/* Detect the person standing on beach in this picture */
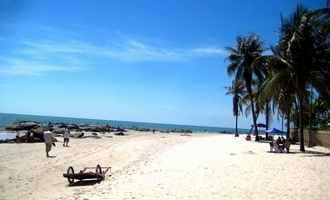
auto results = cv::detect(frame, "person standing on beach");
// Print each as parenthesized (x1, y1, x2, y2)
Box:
(44, 130, 55, 157)
(63, 128, 70, 147)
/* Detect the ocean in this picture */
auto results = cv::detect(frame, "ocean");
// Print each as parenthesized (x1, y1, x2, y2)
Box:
(0, 113, 249, 140)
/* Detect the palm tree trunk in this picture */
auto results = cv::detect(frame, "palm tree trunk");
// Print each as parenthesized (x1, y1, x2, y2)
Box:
(281, 115, 284, 132)
(246, 83, 258, 141)
(308, 89, 313, 147)
(293, 103, 299, 142)
(299, 97, 305, 152)
(235, 115, 239, 137)
(265, 101, 269, 139)
(250, 97, 259, 141)
(286, 111, 290, 139)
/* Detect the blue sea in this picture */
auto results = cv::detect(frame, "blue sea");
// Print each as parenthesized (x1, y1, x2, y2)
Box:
(0, 113, 249, 140)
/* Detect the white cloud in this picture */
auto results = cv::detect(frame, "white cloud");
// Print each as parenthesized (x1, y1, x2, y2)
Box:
(0, 28, 226, 76)
(0, 66, 79, 76)
(0, 58, 82, 76)
(99, 40, 187, 62)
(19, 38, 226, 62)
(192, 47, 227, 56)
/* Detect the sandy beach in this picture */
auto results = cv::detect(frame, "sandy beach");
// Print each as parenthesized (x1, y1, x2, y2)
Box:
(0, 131, 330, 200)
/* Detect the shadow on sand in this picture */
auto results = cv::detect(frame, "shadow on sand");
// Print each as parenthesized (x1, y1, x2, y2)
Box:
(67, 180, 102, 187)
(47, 155, 56, 158)
(301, 150, 330, 157)
(267, 150, 330, 157)
(267, 151, 298, 154)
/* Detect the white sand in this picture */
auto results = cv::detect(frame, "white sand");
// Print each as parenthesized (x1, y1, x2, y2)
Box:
(0, 131, 329, 200)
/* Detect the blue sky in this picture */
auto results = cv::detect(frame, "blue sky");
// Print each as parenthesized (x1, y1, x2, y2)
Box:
(0, 0, 325, 129)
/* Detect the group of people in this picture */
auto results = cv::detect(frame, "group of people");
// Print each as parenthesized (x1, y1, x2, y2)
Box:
(43, 128, 70, 158)
(269, 136, 291, 153)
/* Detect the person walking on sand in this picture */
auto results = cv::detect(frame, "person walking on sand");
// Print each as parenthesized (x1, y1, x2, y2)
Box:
(63, 128, 70, 147)
(44, 130, 55, 157)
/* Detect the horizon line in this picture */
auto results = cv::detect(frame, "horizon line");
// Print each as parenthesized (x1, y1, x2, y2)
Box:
(0, 112, 249, 130)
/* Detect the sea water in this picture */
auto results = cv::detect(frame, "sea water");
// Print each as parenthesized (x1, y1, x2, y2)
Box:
(0, 113, 249, 135)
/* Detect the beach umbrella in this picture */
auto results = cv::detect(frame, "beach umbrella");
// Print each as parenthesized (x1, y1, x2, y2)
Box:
(266, 128, 283, 135)
(251, 123, 266, 128)
(257, 123, 266, 128)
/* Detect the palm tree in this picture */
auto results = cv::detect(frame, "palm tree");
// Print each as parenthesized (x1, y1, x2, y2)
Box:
(261, 69, 296, 139)
(259, 5, 330, 151)
(226, 80, 245, 137)
(260, 68, 271, 136)
(226, 34, 265, 141)
(252, 69, 271, 138)
(256, 45, 296, 139)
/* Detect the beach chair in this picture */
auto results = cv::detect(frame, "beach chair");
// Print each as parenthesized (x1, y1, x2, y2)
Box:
(269, 141, 281, 153)
(269, 141, 274, 152)
(284, 140, 291, 153)
(269, 140, 290, 153)
(246, 135, 251, 141)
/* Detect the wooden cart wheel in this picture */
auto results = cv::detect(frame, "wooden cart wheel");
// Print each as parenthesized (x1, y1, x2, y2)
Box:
(96, 164, 103, 181)
(67, 166, 75, 184)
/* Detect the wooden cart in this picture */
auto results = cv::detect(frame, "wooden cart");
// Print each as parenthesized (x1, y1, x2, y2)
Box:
(63, 164, 111, 184)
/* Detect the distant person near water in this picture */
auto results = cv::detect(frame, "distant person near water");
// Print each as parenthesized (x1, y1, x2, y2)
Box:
(63, 128, 70, 147)
(44, 130, 56, 157)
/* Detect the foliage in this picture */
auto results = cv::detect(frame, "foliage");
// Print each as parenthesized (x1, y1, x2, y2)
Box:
(226, 34, 265, 140)
(225, 4, 330, 150)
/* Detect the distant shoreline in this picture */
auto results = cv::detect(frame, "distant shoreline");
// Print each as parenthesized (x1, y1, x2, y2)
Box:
(0, 112, 249, 133)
